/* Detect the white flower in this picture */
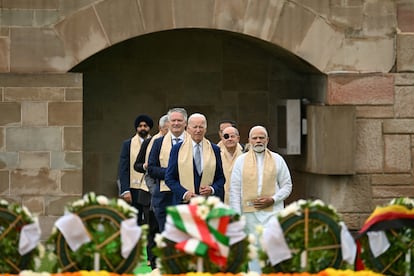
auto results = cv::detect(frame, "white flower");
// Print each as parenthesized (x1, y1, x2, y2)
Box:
(206, 196, 220, 207)
(312, 199, 325, 207)
(196, 205, 210, 220)
(328, 204, 338, 213)
(190, 196, 205, 206)
(96, 195, 109, 205)
(279, 201, 301, 218)
(255, 224, 264, 236)
(248, 233, 256, 244)
(297, 199, 307, 206)
(0, 199, 8, 206)
(248, 243, 258, 259)
(82, 193, 90, 203)
(154, 233, 166, 248)
(117, 198, 130, 211)
(72, 199, 85, 208)
(22, 206, 32, 218)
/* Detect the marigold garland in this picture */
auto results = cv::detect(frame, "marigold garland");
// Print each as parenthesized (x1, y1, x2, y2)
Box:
(3, 268, 385, 276)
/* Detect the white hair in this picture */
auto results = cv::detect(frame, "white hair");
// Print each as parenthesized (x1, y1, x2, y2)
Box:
(249, 125, 268, 138)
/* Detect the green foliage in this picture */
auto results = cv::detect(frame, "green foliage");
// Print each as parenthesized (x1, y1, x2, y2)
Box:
(0, 199, 38, 273)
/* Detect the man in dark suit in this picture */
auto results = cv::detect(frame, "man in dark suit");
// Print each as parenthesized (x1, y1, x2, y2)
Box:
(165, 113, 225, 203)
(147, 107, 188, 231)
(133, 114, 169, 269)
(118, 114, 153, 225)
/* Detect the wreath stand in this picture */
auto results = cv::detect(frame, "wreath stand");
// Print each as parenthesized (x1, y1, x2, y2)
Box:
(54, 205, 142, 273)
(0, 206, 35, 273)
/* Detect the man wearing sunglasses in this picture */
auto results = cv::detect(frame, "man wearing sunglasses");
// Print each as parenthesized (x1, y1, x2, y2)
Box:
(220, 126, 244, 204)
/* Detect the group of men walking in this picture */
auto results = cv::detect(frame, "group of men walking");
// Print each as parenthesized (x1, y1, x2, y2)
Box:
(117, 108, 292, 272)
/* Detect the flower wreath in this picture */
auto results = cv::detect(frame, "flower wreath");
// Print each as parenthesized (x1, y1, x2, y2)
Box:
(46, 192, 147, 273)
(153, 196, 255, 274)
(0, 199, 41, 273)
(357, 197, 414, 275)
(258, 199, 355, 273)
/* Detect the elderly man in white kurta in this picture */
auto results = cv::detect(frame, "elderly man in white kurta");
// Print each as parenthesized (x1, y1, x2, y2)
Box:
(229, 125, 292, 273)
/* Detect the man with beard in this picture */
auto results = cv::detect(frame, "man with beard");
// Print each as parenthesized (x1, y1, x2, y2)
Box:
(229, 125, 292, 273)
(118, 114, 153, 225)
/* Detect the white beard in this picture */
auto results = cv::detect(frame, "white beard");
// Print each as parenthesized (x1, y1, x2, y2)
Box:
(253, 144, 265, 153)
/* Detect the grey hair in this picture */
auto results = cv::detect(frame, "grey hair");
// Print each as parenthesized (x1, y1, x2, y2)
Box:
(158, 114, 169, 127)
(188, 113, 207, 128)
(167, 107, 188, 122)
(249, 126, 268, 138)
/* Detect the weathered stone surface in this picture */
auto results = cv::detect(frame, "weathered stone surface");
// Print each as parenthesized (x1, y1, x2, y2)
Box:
(327, 73, 394, 105)
(51, 152, 82, 170)
(10, 168, 59, 195)
(394, 73, 414, 85)
(0, 37, 9, 73)
(139, 0, 174, 32)
(0, 128, 3, 150)
(22, 196, 44, 215)
(355, 119, 383, 172)
(330, 0, 364, 28)
(64, 127, 82, 151)
(0, 73, 82, 87)
(298, 18, 344, 72)
(356, 106, 394, 118)
(372, 174, 414, 185)
(65, 88, 82, 101)
(1, 10, 33, 27)
(0, 102, 21, 125)
(61, 170, 82, 194)
(174, 0, 214, 28)
(19, 152, 50, 169)
(395, 86, 414, 117)
(1, 0, 58, 9)
(10, 28, 74, 72)
(272, 2, 315, 52)
(362, 0, 396, 36)
(384, 134, 411, 172)
(383, 119, 414, 133)
(22, 102, 47, 126)
(397, 0, 414, 32)
(54, 7, 109, 63)
(46, 196, 79, 216)
(243, 0, 283, 40)
(397, 33, 414, 72)
(327, 38, 394, 73)
(214, 0, 248, 32)
(95, 0, 143, 44)
(5, 87, 64, 101)
(37, 215, 59, 240)
(0, 152, 18, 169)
(0, 171, 9, 194)
(373, 185, 414, 198)
(48, 102, 82, 126)
(341, 213, 369, 231)
(6, 127, 62, 151)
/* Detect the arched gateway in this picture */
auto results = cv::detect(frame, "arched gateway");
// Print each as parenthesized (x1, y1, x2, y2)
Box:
(0, 0, 412, 239)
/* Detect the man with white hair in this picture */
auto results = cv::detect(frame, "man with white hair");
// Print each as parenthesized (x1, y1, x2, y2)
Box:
(229, 125, 292, 272)
(165, 113, 225, 203)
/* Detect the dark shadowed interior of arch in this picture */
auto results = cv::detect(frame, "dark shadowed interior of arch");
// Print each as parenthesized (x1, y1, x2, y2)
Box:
(70, 28, 326, 199)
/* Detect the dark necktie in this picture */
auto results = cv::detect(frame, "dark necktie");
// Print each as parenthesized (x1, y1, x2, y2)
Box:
(194, 143, 202, 174)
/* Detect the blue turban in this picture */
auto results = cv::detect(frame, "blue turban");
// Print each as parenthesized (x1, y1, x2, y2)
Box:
(134, 114, 153, 129)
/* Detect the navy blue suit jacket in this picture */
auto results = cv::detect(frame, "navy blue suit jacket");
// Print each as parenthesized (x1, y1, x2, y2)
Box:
(147, 136, 176, 208)
(165, 141, 225, 203)
(118, 138, 133, 195)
